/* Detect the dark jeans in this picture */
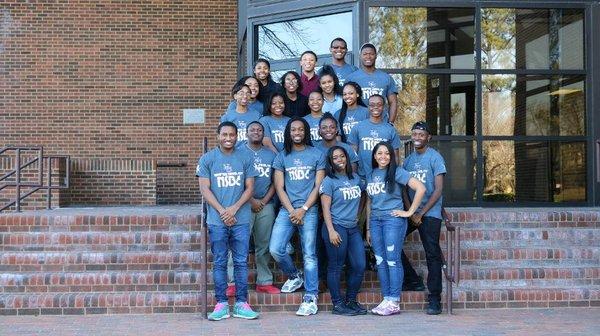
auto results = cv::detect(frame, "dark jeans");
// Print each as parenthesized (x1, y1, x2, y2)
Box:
(322, 224, 366, 305)
(401, 216, 443, 302)
(317, 219, 328, 281)
(208, 223, 251, 304)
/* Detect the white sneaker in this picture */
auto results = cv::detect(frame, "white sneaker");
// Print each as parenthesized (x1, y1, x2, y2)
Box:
(296, 298, 318, 316)
(371, 299, 389, 315)
(281, 273, 303, 293)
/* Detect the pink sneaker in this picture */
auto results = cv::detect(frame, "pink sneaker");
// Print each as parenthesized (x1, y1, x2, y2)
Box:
(379, 300, 401, 316)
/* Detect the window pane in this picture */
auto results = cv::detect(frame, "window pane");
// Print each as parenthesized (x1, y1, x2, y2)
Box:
(257, 12, 353, 61)
(483, 141, 586, 202)
(481, 8, 584, 69)
(394, 74, 475, 136)
(369, 7, 475, 69)
(482, 75, 585, 136)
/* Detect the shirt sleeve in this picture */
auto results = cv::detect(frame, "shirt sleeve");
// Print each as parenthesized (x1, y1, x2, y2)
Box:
(244, 154, 258, 178)
(316, 150, 326, 170)
(395, 167, 411, 186)
(388, 74, 399, 95)
(272, 152, 285, 171)
(346, 145, 359, 164)
(319, 177, 333, 197)
(432, 152, 447, 176)
(347, 124, 359, 146)
(196, 154, 211, 178)
(259, 117, 271, 138)
(389, 127, 401, 149)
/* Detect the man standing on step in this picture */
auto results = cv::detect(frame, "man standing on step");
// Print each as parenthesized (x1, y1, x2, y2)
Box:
(226, 121, 281, 296)
(269, 117, 325, 316)
(197, 121, 259, 321)
(329, 37, 358, 85)
(401, 121, 447, 315)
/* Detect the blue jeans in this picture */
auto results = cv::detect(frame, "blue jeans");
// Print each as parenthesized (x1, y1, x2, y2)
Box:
(322, 224, 366, 305)
(369, 215, 407, 302)
(208, 222, 250, 304)
(269, 206, 319, 298)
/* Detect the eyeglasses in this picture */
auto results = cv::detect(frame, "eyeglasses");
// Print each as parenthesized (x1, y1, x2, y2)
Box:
(285, 78, 298, 83)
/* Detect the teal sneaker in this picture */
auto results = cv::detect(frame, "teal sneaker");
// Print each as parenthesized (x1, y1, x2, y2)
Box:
(208, 302, 230, 321)
(233, 302, 259, 320)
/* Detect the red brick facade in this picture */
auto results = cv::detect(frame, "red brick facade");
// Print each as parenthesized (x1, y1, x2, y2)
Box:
(1, 1, 238, 207)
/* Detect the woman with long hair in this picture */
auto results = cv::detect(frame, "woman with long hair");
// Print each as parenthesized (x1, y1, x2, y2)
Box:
(254, 58, 283, 103)
(365, 141, 425, 316)
(280, 71, 309, 118)
(318, 65, 343, 115)
(320, 145, 367, 316)
(227, 76, 264, 115)
(334, 81, 368, 143)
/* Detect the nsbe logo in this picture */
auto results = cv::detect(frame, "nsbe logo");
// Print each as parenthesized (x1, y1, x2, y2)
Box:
(293, 158, 303, 166)
(366, 182, 386, 196)
(237, 121, 248, 141)
(340, 186, 361, 200)
(288, 167, 311, 181)
(362, 136, 387, 151)
(272, 130, 284, 143)
(310, 127, 322, 141)
(343, 121, 358, 135)
(254, 163, 271, 178)
(223, 164, 233, 173)
(410, 169, 427, 184)
(215, 172, 242, 188)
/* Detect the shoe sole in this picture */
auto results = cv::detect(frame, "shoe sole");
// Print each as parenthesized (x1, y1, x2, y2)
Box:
(332, 311, 358, 316)
(208, 314, 230, 321)
(281, 282, 303, 293)
(295, 310, 317, 316)
(233, 313, 259, 319)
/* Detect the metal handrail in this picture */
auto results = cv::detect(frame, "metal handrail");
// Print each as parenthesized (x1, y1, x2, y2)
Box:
(199, 137, 208, 319)
(0, 146, 70, 212)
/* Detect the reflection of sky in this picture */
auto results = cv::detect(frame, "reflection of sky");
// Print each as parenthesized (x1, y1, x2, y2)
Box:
(258, 12, 353, 61)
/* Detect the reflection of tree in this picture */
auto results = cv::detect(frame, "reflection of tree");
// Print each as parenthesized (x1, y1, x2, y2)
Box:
(369, 7, 427, 68)
(257, 21, 314, 60)
(395, 74, 426, 135)
(481, 9, 515, 69)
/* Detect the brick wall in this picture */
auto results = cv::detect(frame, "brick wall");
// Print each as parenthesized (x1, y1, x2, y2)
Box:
(0, 1, 237, 206)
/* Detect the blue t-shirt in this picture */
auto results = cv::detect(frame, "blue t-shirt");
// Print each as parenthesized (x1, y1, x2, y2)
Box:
(319, 174, 364, 228)
(303, 113, 324, 143)
(403, 147, 447, 219)
(347, 119, 401, 177)
(259, 115, 290, 152)
(196, 147, 257, 226)
(334, 105, 369, 140)
(323, 95, 343, 115)
(239, 145, 277, 202)
(315, 141, 359, 166)
(331, 63, 358, 85)
(220, 108, 262, 143)
(346, 69, 398, 120)
(227, 100, 264, 115)
(272, 146, 325, 208)
(366, 167, 411, 217)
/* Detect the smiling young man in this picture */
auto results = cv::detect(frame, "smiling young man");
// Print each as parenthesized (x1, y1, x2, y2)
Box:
(269, 117, 326, 316)
(401, 121, 447, 315)
(348, 94, 401, 179)
(346, 43, 398, 123)
(197, 121, 259, 321)
(329, 37, 357, 85)
(300, 50, 320, 97)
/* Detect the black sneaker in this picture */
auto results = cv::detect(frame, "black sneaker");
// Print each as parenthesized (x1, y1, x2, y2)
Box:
(332, 302, 358, 316)
(345, 300, 367, 315)
(426, 300, 442, 315)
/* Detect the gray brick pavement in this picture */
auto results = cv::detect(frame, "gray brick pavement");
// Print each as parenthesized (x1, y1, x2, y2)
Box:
(1, 308, 598, 336)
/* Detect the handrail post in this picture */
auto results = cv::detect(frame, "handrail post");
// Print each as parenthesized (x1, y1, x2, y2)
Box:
(15, 148, 21, 212)
(446, 229, 453, 315)
(47, 157, 52, 209)
(199, 137, 208, 319)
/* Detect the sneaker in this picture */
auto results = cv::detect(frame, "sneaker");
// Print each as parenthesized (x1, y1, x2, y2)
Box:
(371, 299, 389, 315)
(379, 300, 401, 316)
(256, 284, 281, 294)
(208, 302, 230, 321)
(346, 300, 367, 315)
(296, 297, 318, 316)
(281, 273, 303, 293)
(332, 302, 357, 316)
(233, 302, 259, 320)
(226, 284, 236, 297)
(426, 300, 442, 315)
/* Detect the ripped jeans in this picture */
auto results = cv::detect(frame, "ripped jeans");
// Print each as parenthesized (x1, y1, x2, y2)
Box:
(369, 215, 407, 302)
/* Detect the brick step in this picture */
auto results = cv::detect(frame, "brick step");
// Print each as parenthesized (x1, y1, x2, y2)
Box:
(459, 266, 600, 281)
(0, 252, 200, 272)
(461, 259, 600, 268)
(459, 279, 600, 289)
(405, 227, 600, 243)
(0, 231, 202, 252)
(2, 286, 598, 315)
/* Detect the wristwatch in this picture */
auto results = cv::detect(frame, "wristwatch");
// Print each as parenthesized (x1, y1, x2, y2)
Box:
(301, 205, 309, 211)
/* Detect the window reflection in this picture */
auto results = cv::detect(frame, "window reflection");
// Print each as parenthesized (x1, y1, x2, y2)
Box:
(484, 141, 586, 202)
(369, 7, 475, 69)
(483, 75, 585, 136)
(481, 8, 584, 69)
(394, 74, 475, 136)
(257, 12, 353, 61)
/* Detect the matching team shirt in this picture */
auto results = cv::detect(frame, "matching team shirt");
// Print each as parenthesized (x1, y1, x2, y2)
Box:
(272, 147, 326, 208)
(239, 145, 277, 203)
(220, 108, 262, 143)
(196, 147, 257, 226)
(319, 174, 364, 228)
(259, 115, 290, 152)
(366, 167, 411, 217)
(403, 147, 447, 219)
(347, 119, 401, 178)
